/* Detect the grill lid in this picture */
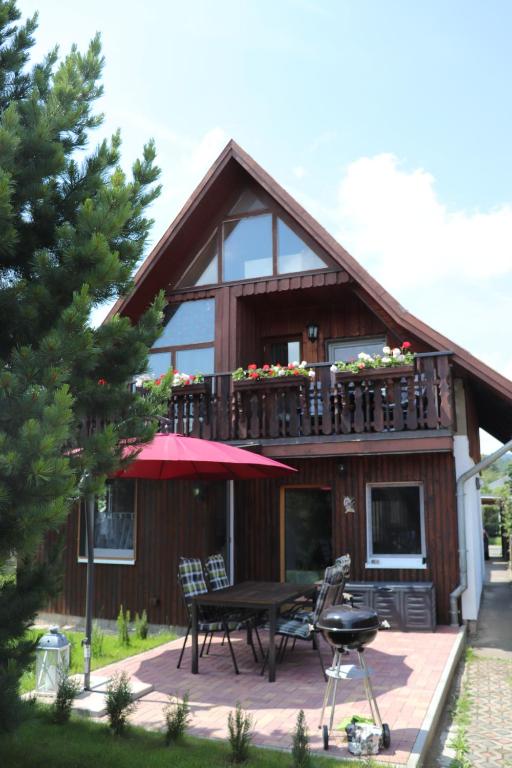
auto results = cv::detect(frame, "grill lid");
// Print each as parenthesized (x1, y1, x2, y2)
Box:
(317, 604, 379, 632)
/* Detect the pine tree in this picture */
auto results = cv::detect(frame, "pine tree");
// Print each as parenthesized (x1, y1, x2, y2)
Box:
(0, 1, 165, 727)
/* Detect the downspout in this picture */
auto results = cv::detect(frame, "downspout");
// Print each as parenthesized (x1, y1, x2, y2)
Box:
(450, 436, 512, 626)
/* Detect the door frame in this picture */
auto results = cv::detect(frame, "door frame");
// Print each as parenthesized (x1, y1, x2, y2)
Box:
(279, 484, 333, 582)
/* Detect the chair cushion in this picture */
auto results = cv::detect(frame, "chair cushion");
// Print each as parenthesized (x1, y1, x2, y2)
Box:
(205, 553, 230, 591)
(262, 616, 313, 640)
(198, 620, 241, 632)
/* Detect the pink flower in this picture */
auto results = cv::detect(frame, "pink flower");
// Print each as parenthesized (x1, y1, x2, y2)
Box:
(402, 341, 411, 349)
(97, 378, 107, 386)
(248, 363, 257, 371)
(262, 364, 270, 371)
(250, 372, 259, 379)
(357, 362, 365, 369)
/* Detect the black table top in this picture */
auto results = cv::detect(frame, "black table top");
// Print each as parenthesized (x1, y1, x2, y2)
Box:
(191, 580, 316, 609)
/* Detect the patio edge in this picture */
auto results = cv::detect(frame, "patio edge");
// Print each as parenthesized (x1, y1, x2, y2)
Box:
(406, 626, 466, 768)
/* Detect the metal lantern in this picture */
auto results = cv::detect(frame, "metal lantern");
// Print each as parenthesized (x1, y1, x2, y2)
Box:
(35, 626, 70, 694)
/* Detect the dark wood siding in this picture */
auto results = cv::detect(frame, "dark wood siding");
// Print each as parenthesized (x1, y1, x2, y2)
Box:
(49, 453, 457, 628)
(234, 453, 458, 625)
(49, 480, 228, 627)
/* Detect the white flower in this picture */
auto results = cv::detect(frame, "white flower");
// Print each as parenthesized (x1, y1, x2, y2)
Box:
(357, 352, 367, 360)
(330, 364, 337, 373)
(308, 369, 316, 378)
(300, 360, 307, 368)
(392, 348, 401, 358)
(291, 360, 299, 368)
(381, 356, 391, 364)
(278, 368, 285, 376)
(383, 346, 391, 355)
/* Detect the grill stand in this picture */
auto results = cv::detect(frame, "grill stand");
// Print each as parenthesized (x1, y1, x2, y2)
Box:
(318, 648, 391, 752)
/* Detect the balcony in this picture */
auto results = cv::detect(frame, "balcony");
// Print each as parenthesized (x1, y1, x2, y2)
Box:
(165, 352, 454, 444)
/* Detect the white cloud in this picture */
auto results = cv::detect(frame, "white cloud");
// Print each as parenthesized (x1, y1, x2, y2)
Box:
(335, 154, 512, 285)
(188, 127, 229, 176)
(293, 165, 307, 179)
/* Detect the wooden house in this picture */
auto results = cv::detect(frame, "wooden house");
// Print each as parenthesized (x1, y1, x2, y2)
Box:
(51, 141, 512, 630)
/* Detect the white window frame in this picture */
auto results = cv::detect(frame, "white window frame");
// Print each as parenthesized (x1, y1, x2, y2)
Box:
(365, 481, 426, 570)
(78, 480, 137, 566)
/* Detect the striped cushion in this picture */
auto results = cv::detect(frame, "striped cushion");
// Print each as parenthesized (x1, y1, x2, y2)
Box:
(205, 554, 230, 591)
(262, 616, 313, 640)
(311, 564, 346, 625)
(178, 557, 208, 602)
(198, 620, 240, 632)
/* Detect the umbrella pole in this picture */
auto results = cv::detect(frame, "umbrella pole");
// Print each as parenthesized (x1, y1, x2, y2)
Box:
(83, 493, 95, 691)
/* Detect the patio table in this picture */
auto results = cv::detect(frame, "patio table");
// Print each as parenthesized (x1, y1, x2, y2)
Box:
(191, 580, 316, 682)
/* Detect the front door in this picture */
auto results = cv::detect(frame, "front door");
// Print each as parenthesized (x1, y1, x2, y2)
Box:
(280, 486, 332, 583)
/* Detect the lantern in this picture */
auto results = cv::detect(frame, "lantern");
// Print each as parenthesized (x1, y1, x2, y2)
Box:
(35, 626, 70, 694)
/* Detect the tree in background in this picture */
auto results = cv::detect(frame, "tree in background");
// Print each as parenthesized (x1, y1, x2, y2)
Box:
(0, 0, 165, 728)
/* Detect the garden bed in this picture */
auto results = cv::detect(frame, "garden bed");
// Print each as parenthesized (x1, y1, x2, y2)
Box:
(0, 708, 359, 768)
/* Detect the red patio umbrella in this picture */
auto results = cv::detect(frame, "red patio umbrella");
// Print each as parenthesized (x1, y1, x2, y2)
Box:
(113, 432, 297, 480)
(81, 432, 295, 689)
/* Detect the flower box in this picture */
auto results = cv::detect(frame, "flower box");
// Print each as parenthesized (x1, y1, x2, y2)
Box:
(233, 375, 311, 390)
(171, 381, 210, 397)
(335, 365, 414, 384)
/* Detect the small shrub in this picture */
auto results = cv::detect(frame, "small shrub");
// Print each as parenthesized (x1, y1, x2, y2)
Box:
(105, 671, 136, 736)
(92, 621, 105, 657)
(227, 702, 253, 763)
(134, 609, 149, 640)
(164, 692, 191, 745)
(116, 605, 130, 647)
(291, 709, 311, 768)
(51, 672, 80, 725)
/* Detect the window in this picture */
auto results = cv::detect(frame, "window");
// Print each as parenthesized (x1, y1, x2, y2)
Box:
(159, 299, 214, 347)
(366, 483, 426, 569)
(281, 487, 332, 583)
(277, 219, 326, 274)
(223, 214, 273, 281)
(150, 298, 215, 375)
(327, 336, 386, 363)
(265, 338, 301, 366)
(179, 234, 218, 288)
(79, 480, 136, 564)
(175, 187, 330, 288)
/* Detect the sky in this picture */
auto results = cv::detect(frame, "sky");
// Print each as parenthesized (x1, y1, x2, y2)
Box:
(18, 0, 512, 453)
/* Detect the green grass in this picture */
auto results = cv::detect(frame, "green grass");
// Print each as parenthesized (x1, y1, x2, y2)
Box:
(488, 536, 502, 546)
(20, 628, 176, 694)
(0, 707, 362, 768)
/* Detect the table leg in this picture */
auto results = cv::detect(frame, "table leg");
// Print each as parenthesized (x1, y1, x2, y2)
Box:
(268, 606, 277, 682)
(191, 600, 198, 674)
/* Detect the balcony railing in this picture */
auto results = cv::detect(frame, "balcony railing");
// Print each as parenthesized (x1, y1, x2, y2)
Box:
(165, 352, 454, 442)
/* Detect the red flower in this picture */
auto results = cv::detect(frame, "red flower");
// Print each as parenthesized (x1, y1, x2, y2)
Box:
(248, 363, 257, 370)
(287, 363, 294, 369)
(97, 378, 107, 386)
(250, 372, 259, 379)
(357, 362, 366, 369)
(402, 341, 411, 349)
(293, 369, 299, 375)
(189, 375, 196, 383)
(262, 364, 270, 371)
(155, 377, 162, 385)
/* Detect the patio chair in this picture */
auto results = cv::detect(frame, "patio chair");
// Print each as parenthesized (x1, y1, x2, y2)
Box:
(261, 562, 348, 680)
(204, 553, 264, 661)
(176, 556, 242, 674)
(286, 554, 352, 624)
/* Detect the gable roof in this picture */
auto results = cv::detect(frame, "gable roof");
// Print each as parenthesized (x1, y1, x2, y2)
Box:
(110, 140, 512, 443)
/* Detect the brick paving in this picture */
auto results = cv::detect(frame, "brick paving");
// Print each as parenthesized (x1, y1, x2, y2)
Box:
(95, 626, 460, 764)
(428, 560, 512, 767)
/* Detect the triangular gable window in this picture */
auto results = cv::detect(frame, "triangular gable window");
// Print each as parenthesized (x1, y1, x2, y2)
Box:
(229, 188, 268, 215)
(178, 232, 218, 287)
(277, 219, 327, 274)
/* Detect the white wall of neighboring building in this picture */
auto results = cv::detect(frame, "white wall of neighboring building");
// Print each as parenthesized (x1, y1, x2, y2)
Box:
(453, 378, 485, 622)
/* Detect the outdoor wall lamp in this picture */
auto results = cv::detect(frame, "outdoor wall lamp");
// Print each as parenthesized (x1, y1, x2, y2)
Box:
(307, 322, 319, 342)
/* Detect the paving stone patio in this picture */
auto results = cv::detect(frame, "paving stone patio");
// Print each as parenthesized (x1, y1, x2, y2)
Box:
(95, 625, 461, 765)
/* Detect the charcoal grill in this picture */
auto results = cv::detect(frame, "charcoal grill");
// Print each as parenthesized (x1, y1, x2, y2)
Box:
(316, 604, 391, 751)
